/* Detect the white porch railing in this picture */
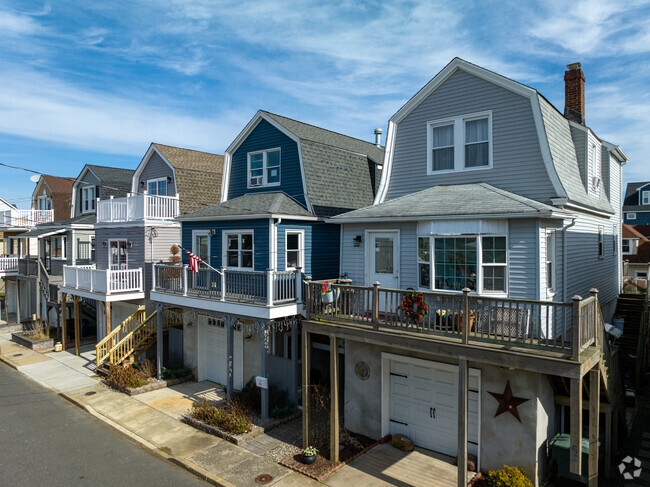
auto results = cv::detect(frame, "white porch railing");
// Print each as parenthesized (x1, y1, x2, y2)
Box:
(152, 264, 302, 306)
(0, 256, 18, 272)
(96, 194, 180, 222)
(0, 209, 53, 228)
(63, 265, 143, 294)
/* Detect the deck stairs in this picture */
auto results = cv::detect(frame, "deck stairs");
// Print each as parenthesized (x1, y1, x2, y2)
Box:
(614, 294, 648, 389)
(95, 306, 172, 371)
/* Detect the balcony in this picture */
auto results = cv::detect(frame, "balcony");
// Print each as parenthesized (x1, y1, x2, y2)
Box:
(0, 209, 54, 229)
(96, 194, 179, 223)
(0, 256, 18, 276)
(150, 264, 303, 320)
(62, 265, 144, 301)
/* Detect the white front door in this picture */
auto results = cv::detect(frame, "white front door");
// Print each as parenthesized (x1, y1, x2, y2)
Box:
(368, 231, 399, 288)
(201, 316, 244, 389)
(387, 357, 480, 463)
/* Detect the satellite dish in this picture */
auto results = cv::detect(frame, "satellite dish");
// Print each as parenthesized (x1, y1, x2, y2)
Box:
(30, 174, 41, 183)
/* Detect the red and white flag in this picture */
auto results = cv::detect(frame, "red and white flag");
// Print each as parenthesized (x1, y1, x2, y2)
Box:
(178, 244, 204, 274)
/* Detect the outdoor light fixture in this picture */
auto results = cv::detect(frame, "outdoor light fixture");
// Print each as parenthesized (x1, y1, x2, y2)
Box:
(102, 241, 107, 247)
(140, 180, 145, 187)
(167, 176, 173, 183)
(353, 235, 363, 247)
(209, 229, 216, 237)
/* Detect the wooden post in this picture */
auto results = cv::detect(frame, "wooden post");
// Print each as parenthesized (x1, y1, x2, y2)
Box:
(156, 304, 163, 379)
(569, 376, 583, 476)
(589, 288, 599, 347)
(572, 295, 582, 361)
(372, 281, 380, 329)
(588, 368, 600, 486)
(15, 279, 20, 325)
(61, 292, 67, 350)
(74, 295, 80, 356)
(291, 321, 299, 404)
(330, 333, 339, 464)
(605, 409, 612, 479)
(302, 330, 310, 449)
(260, 324, 269, 420)
(36, 260, 41, 321)
(304, 276, 312, 318)
(226, 319, 234, 399)
(105, 301, 111, 338)
(266, 269, 274, 307)
(462, 288, 470, 344)
(295, 267, 302, 304)
(457, 356, 468, 487)
(220, 266, 226, 302)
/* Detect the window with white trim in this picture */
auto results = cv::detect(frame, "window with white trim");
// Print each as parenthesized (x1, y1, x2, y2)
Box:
(37, 195, 52, 210)
(598, 226, 604, 258)
(147, 178, 167, 196)
(622, 239, 631, 254)
(225, 232, 253, 269)
(193, 231, 210, 265)
(52, 236, 66, 259)
(546, 231, 556, 292)
(643, 191, 650, 205)
(81, 186, 96, 213)
(628, 213, 637, 220)
(285, 230, 303, 270)
(248, 149, 280, 188)
(427, 112, 492, 173)
(418, 237, 431, 288)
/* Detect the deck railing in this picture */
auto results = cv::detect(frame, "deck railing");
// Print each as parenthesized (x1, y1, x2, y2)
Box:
(63, 265, 143, 295)
(152, 264, 302, 306)
(96, 194, 179, 222)
(0, 256, 18, 272)
(306, 280, 601, 359)
(0, 209, 53, 228)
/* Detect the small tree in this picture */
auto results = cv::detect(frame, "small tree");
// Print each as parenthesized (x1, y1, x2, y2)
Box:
(169, 245, 181, 265)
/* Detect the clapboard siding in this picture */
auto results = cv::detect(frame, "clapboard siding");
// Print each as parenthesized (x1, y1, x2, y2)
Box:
(507, 219, 539, 300)
(276, 220, 340, 279)
(144, 224, 181, 293)
(386, 69, 555, 203)
(228, 119, 305, 207)
(181, 219, 270, 271)
(74, 171, 100, 217)
(94, 227, 145, 272)
(139, 152, 177, 196)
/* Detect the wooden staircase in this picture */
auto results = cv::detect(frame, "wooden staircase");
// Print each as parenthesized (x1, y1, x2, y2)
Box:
(615, 293, 648, 388)
(95, 306, 171, 370)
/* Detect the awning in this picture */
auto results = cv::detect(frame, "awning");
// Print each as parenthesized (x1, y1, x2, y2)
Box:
(18, 227, 66, 239)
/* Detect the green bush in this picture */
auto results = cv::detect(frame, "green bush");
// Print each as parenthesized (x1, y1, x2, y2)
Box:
(190, 398, 252, 435)
(161, 366, 192, 380)
(486, 465, 533, 487)
(107, 364, 147, 389)
(270, 388, 297, 418)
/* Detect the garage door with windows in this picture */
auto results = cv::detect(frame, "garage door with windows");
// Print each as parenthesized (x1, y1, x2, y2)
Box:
(385, 355, 480, 464)
(201, 316, 244, 390)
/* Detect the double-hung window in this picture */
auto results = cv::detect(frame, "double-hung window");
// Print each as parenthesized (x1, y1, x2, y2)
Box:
(38, 195, 52, 210)
(81, 186, 96, 213)
(248, 149, 280, 188)
(225, 232, 253, 269)
(622, 239, 631, 254)
(285, 230, 303, 270)
(482, 236, 507, 292)
(147, 178, 168, 196)
(598, 226, 604, 258)
(52, 236, 66, 259)
(642, 191, 650, 205)
(427, 112, 492, 173)
(418, 237, 431, 288)
(545, 232, 556, 292)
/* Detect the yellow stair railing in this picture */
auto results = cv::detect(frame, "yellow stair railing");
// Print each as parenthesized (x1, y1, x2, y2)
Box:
(107, 310, 159, 367)
(96, 305, 146, 369)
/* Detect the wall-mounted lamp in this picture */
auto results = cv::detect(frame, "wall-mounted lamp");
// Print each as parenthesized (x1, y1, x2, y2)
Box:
(127, 241, 133, 248)
(208, 229, 216, 237)
(102, 241, 107, 248)
(167, 176, 173, 183)
(353, 235, 363, 247)
(140, 180, 145, 187)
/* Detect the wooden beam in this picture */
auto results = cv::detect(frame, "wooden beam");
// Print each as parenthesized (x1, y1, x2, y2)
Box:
(329, 333, 339, 464)
(302, 330, 310, 449)
(260, 325, 269, 421)
(61, 292, 67, 350)
(156, 305, 163, 379)
(226, 319, 234, 399)
(74, 295, 80, 356)
(291, 321, 299, 404)
(605, 409, 612, 479)
(105, 301, 111, 338)
(458, 356, 468, 487)
(588, 368, 600, 486)
(569, 377, 583, 476)
(15, 279, 20, 325)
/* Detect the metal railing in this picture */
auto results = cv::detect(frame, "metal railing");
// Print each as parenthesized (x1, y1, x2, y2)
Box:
(0, 209, 53, 228)
(152, 264, 302, 306)
(96, 194, 180, 222)
(63, 265, 143, 295)
(305, 280, 601, 359)
(0, 256, 18, 272)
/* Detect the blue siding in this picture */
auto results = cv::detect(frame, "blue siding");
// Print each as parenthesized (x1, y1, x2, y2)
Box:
(181, 219, 270, 271)
(228, 119, 306, 207)
(277, 221, 341, 279)
(624, 211, 650, 224)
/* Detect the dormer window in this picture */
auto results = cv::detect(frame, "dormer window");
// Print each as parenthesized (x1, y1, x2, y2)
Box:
(248, 148, 280, 188)
(37, 195, 52, 210)
(147, 178, 167, 196)
(427, 112, 492, 174)
(81, 186, 96, 213)
(642, 191, 650, 205)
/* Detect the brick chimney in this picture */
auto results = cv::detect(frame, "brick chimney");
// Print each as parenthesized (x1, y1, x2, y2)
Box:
(564, 62, 585, 124)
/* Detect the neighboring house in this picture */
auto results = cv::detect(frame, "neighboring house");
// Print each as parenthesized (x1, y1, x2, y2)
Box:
(623, 182, 650, 224)
(61, 144, 224, 363)
(150, 111, 383, 417)
(622, 224, 650, 288)
(31, 175, 74, 221)
(301, 59, 626, 484)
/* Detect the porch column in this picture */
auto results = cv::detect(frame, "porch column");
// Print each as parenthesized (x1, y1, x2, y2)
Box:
(156, 304, 163, 379)
(105, 301, 111, 337)
(588, 368, 600, 486)
(36, 262, 41, 321)
(260, 324, 269, 420)
(329, 333, 339, 464)
(60, 292, 67, 350)
(457, 356, 468, 487)
(302, 330, 311, 449)
(226, 318, 234, 399)
(569, 376, 583, 476)
(74, 295, 80, 356)
(290, 320, 299, 404)
(605, 409, 612, 478)
(15, 279, 20, 325)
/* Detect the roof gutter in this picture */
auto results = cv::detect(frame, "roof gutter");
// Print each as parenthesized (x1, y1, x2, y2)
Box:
(326, 211, 574, 224)
(176, 214, 318, 222)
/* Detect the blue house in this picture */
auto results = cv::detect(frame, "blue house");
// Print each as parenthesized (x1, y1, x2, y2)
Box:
(150, 111, 383, 416)
(623, 182, 650, 224)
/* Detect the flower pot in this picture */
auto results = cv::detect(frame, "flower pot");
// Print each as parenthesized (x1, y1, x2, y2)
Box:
(322, 291, 334, 304)
(459, 316, 475, 332)
(301, 453, 317, 465)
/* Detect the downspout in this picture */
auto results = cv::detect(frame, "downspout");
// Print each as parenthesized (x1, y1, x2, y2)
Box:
(273, 217, 282, 270)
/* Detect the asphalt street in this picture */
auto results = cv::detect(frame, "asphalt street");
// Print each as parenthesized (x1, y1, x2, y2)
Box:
(0, 361, 208, 486)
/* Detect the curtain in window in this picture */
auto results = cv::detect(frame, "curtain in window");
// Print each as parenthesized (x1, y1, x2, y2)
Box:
(465, 119, 489, 167)
(432, 124, 454, 171)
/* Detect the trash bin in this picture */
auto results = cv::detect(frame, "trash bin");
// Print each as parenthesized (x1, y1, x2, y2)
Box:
(550, 433, 599, 478)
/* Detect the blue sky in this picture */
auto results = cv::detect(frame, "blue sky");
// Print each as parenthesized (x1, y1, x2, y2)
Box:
(1, 0, 649, 208)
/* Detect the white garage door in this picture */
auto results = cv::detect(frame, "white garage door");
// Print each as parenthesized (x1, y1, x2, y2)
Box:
(388, 358, 480, 461)
(202, 317, 244, 390)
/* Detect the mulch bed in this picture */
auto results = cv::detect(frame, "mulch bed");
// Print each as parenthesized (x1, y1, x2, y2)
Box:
(280, 433, 389, 481)
(105, 375, 193, 396)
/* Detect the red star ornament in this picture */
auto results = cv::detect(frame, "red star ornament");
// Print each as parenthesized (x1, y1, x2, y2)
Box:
(488, 380, 529, 423)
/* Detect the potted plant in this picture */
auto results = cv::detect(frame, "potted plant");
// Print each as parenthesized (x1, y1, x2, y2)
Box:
(399, 292, 428, 324)
(322, 280, 336, 304)
(301, 446, 318, 464)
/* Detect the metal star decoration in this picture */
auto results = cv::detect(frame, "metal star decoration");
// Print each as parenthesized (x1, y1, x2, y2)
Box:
(488, 380, 529, 423)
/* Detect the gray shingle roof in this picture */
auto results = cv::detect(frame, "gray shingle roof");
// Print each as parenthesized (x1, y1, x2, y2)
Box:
(623, 181, 650, 211)
(261, 111, 383, 217)
(331, 183, 570, 220)
(86, 165, 135, 199)
(178, 192, 312, 220)
(152, 143, 224, 214)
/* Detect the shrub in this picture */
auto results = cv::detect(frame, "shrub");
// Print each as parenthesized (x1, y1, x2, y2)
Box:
(270, 388, 297, 418)
(486, 465, 533, 487)
(161, 366, 192, 380)
(134, 359, 156, 378)
(190, 398, 252, 435)
(107, 364, 147, 389)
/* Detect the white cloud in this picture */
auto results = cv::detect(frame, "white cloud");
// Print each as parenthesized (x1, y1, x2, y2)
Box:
(0, 9, 41, 36)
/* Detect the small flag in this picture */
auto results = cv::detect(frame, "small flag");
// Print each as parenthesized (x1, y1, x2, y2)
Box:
(177, 244, 204, 274)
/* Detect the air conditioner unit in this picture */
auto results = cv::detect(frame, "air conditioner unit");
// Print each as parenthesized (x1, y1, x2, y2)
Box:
(592, 176, 601, 189)
(250, 176, 263, 187)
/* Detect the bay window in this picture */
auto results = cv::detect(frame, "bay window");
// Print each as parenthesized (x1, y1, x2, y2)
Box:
(248, 149, 280, 188)
(225, 232, 253, 269)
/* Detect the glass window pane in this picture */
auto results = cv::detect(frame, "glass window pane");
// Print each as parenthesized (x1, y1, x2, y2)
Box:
(432, 124, 454, 147)
(250, 153, 263, 169)
(483, 266, 505, 292)
(158, 180, 167, 196)
(287, 250, 299, 268)
(419, 263, 430, 288)
(241, 234, 253, 250)
(465, 118, 488, 143)
(267, 167, 280, 183)
(432, 147, 454, 171)
(148, 181, 157, 195)
(465, 142, 489, 167)
(433, 237, 477, 291)
(374, 237, 394, 274)
(228, 251, 239, 267)
(418, 237, 430, 262)
(241, 251, 253, 268)
(228, 235, 239, 250)
(267, 150, 280, 167)
(287, 233, 299, 250)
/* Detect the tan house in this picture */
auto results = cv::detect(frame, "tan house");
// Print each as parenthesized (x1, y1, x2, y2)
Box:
(31, 175, 75, 222)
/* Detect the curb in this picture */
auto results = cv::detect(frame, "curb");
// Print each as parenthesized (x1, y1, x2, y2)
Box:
(0, 354, 19, 370)
(58, 391, 234, 487)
